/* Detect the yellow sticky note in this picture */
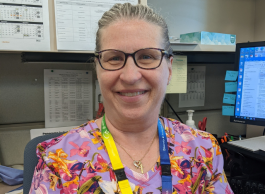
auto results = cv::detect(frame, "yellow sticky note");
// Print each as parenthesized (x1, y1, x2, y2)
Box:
(166, 55, 187, 94)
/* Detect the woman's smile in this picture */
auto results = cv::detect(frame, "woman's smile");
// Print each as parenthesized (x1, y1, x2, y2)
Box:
(116, 90, 149, 103)
(118, 90, 147, 97)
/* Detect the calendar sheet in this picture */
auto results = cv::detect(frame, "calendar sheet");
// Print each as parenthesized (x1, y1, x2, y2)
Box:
(44, 69, 93, 128)
(179, 66, 206, 107)
(54, 0, 138, 51)
(0, 0, 50, 51)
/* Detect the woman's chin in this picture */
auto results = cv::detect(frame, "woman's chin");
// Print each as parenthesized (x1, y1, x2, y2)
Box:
(119, 110, 145, 120)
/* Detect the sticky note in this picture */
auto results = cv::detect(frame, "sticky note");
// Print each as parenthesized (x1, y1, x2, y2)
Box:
(225, 82, 237, 92)
(225, 70, 238, 81)
(223, 93, 236, 104)
(222, 106, 235, 116)
(166, 55, 187, 93)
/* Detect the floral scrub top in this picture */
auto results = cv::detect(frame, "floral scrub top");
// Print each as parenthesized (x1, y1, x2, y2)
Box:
(29, 118, 233, 194)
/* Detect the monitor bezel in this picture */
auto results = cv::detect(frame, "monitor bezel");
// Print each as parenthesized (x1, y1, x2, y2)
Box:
(230, 41, 265, 126)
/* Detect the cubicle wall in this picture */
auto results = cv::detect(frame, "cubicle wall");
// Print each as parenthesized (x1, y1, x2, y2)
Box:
(148, 0, 255, 44)
(0, 53, 96, 124)
(0, 53, 245, 166)
(254, 0, 265, 42)
(147, 0, 256, 137)
(165, 62, 246, 137)
(0, 53, 96, 165)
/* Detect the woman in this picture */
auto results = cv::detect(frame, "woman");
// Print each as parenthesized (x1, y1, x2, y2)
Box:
(30, 3, 233, 194)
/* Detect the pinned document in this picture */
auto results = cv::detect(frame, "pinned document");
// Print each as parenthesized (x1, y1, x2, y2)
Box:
(222, 106, 235, 116)
(166, 55, 187, 93)
(54, 0, 138, 50)
(179, 66, 205, 107)
(0, 1, 50, 51)
(225, 82, 237, 92)
(223, 93, 236, 104)
(44, 70, 93, 128)
(225, 71, 238, 81)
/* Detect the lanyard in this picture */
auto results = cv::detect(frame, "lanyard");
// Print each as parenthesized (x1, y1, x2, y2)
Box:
(101, 115, 172, 194)
(101, 115, 132, 193)
(158, 119, 172, 194)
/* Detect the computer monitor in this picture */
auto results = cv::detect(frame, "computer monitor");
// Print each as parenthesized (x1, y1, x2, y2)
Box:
(230, 41, 265, 126)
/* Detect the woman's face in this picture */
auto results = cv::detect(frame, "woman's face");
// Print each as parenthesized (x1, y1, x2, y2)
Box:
(96, 19, 172, 121)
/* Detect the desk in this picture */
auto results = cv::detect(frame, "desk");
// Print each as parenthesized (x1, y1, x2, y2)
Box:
(221, 143, 265, 193)
(0, 183, 22, 194)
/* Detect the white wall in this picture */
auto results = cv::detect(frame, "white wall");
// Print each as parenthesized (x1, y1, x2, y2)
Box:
(140, 0, 147, 5)
(254, 0, 265, 41)
(148, 0, 255, 43)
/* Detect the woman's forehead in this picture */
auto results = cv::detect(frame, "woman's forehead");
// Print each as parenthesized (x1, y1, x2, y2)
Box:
(100, 19, 164, 51)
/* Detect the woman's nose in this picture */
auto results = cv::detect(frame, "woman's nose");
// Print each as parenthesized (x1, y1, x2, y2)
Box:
(119, 56, 142, 84)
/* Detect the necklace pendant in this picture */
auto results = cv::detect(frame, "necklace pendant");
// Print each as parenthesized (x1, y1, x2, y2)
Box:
(133, 161, 141, 168)
(133, 161, 144, 174)
(140, 164, 144, 174)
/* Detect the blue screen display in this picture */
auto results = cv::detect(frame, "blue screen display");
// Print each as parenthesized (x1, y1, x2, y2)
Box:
(235, 46, 265, 121)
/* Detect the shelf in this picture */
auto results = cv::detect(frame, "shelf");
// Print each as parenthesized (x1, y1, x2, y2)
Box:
(0, 43, 233, 64)
(170, 42, 198, 45)
(173, 51, 235, 64)
(171, 43, 236, 52)
(1, 44, 235, 55)
(19, 51, 235, 64)
(21, 52, 95, 63)
(0, 50, 94, 54)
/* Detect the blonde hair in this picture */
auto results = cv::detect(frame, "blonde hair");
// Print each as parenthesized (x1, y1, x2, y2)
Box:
(95, 3, 173, 56)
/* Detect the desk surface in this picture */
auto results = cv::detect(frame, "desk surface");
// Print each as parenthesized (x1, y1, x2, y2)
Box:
(0, 183, 22, 194)
(221, 142, 265, 163)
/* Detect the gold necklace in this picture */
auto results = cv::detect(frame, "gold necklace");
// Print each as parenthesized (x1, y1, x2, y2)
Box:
(115, 133, 157, 174)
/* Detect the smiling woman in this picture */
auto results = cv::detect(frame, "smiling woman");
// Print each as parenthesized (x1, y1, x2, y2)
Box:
(29, 3, 233, 194)
(95, 18, 172, 125)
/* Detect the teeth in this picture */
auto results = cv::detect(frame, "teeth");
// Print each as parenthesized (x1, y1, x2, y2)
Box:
(120, 91, 145, 97)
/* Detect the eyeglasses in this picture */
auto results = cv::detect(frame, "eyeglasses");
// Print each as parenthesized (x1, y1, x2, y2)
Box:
(94, 48, 170, 71)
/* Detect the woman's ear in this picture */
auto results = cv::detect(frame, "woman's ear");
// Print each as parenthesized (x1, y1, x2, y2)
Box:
(167, 56, 173, 85)
(94, 57, 98, 66)
(94, 58, 98, 78)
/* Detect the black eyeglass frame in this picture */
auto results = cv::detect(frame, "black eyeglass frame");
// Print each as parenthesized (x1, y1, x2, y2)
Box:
(94, 48, 171, 71)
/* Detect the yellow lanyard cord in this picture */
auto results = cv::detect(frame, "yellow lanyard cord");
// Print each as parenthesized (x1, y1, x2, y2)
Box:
(101, 115, 133, 194)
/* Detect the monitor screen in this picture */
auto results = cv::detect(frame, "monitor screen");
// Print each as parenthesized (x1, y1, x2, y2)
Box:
(231, 41, 265, 126)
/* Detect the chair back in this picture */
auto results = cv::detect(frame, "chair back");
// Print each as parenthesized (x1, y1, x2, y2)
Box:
(23, 132, 65, 194)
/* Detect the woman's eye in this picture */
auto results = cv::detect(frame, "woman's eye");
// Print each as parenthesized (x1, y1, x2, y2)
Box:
(110, 56, 122, 61)
(140, 55, 153, 60)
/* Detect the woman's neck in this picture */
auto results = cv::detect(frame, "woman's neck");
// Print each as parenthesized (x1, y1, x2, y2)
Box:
(95, 114, 164, 173)
(96, 114, 160, 150)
